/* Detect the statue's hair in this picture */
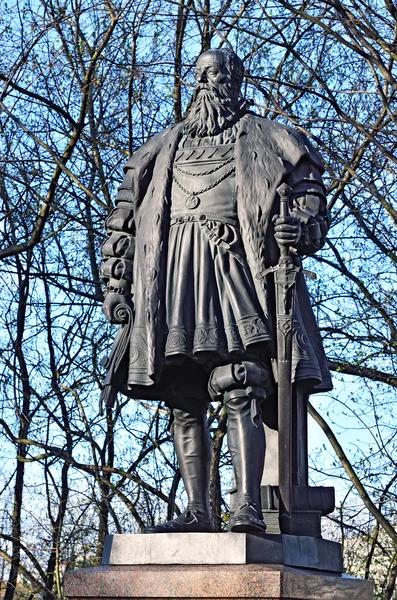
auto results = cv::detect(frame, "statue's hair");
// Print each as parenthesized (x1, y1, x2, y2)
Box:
(198, 48, 244, 97)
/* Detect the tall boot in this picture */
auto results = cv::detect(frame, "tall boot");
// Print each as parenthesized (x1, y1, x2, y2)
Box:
(224, 391, 266, 533)
(208, 361, 270, 534)
(144, 407, 215, 533)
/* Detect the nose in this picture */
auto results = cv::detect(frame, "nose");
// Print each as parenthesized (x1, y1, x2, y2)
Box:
(198, 70, 207, 83)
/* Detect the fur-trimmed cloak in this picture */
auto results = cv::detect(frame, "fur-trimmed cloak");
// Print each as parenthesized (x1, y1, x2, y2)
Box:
(101, 113, 332, 406)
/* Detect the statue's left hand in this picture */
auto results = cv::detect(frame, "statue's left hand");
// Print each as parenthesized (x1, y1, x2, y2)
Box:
(274, 215, 301, 247)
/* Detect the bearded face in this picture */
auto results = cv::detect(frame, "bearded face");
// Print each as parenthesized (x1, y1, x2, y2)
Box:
(185, 83, 238, 137)
(184, 53, 241, 138)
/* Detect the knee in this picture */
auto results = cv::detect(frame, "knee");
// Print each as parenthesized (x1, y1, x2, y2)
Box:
(208, 361, 272, 404)
(208, 361, 272, 426)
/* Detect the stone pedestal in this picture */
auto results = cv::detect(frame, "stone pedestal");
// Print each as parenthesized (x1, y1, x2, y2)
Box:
(64, 533, 373, 600)
(101, 533, 343, 572)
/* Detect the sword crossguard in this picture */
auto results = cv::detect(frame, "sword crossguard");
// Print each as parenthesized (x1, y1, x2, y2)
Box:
(255, 264, 317, 281)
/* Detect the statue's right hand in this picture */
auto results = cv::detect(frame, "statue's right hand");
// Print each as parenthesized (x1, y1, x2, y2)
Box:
(102, 293, 133, 325)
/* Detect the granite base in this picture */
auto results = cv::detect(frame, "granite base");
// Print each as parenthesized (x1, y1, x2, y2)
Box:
(64, 564, 373, 600)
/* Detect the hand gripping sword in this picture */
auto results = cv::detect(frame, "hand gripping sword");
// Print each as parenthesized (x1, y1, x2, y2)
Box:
(261, 183, 316, 533)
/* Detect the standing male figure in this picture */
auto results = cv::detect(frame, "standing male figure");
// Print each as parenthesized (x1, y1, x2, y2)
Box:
(101, 49, 332, 534)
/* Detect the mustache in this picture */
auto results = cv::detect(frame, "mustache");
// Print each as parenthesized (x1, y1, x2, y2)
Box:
(197, 83, 216, 92)
(192, 85, 219, 102)
(192, 82, 232, 102)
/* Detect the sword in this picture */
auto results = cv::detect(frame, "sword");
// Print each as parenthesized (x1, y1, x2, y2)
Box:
(257, 183, 316, 533)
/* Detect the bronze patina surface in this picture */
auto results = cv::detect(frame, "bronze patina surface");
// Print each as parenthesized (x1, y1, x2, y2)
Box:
(100, 49, 332, 535)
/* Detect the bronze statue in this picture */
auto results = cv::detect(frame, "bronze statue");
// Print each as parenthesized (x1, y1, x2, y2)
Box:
(100, 49, 332, 534)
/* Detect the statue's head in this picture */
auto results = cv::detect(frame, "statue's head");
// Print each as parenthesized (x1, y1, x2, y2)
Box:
(194, 49, 244, 101)
(185, 48, 245, 138)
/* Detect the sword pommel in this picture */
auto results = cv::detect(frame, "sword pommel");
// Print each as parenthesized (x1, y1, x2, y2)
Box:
(277, 183, 292, 197)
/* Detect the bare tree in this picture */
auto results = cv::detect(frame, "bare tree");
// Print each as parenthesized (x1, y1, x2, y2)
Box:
(1, 0, 397, 598)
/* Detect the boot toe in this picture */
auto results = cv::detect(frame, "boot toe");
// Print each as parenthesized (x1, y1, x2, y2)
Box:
(230, 503, 267, 534)
(144, 509, 215, 534)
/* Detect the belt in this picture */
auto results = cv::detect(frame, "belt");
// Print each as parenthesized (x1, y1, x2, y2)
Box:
(170, 213, 248, 269)
(170, 213, 239, 227)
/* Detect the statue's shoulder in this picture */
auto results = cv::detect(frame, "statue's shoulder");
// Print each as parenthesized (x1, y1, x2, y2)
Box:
(123, 123, 184, 172)
(240, 113, 324, 170)
(241, 112, 306, 139)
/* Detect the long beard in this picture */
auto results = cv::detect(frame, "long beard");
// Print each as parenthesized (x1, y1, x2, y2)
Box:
(184, 84, 238, 138)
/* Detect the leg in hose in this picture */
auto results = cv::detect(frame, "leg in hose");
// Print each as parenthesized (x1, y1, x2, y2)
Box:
(208, 361, 271, 533)
(144, 404, 214, 533)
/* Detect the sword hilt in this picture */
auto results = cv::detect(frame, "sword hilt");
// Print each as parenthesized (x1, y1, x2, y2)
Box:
(276, 183, 292, 259)
(279, 195, 290, 219)
(277, 183, 292, 213)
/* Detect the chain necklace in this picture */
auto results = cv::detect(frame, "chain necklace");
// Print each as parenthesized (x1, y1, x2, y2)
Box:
(172, 164, 236, 198)
(174, 155, 235, 177)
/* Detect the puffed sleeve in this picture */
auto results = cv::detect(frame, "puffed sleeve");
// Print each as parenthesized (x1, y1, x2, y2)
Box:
(100, 168, 136, 290)
(285, 159, 331, 256)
